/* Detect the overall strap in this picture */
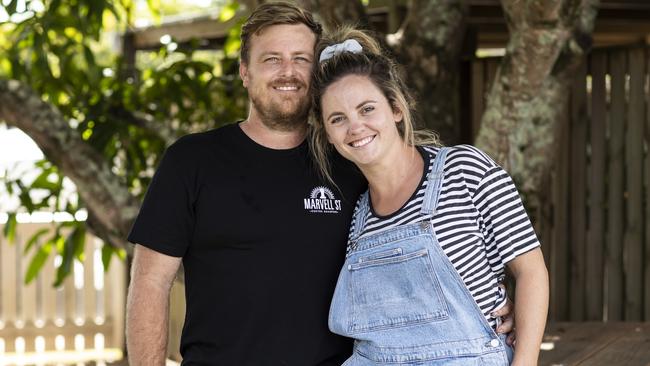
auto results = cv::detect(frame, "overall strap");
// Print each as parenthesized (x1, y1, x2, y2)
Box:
(421, 147, 451, 215)
(349, 191, 370, 241)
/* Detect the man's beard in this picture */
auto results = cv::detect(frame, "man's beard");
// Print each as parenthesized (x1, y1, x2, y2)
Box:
(250, 79, 311, 132)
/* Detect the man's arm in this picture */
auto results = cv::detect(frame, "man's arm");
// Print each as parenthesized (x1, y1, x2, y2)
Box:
(126, 244, 182, 366)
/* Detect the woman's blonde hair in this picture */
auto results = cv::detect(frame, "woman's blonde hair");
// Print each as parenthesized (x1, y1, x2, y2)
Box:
(309, 25, 440, 186)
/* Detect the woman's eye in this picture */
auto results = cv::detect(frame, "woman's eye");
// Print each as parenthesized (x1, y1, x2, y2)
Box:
(362, 105, 375, 113)
(330, 116, 345, 124)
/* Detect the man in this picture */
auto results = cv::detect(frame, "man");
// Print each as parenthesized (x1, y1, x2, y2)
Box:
(125, 2, 513, 365)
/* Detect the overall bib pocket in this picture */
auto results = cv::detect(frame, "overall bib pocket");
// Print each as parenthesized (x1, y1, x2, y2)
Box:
(347, 247, 449, 334)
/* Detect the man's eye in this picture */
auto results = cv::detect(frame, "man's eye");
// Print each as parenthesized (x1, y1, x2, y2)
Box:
(265, 57, 280, 63)
(295, 57, 311, 63)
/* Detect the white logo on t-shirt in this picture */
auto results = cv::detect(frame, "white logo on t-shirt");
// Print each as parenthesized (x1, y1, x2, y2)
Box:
(304, 186, 342, 214)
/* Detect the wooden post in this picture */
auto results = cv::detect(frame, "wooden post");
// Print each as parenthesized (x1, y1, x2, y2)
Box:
(587, 52, 607, 321)
(645, 46, 650, 321)
(607, 50, 626, 321)
(551, 99, 571, 321)
(569, 60, 588, 321)
(625, 47, 645, 321)
(471, 59, 486, 143)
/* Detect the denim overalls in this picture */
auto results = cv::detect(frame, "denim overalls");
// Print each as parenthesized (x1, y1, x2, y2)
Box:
(329, 148, 514, 365)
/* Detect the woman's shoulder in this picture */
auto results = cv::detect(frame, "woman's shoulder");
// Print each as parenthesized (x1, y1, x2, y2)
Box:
(422, 144, 499, 172)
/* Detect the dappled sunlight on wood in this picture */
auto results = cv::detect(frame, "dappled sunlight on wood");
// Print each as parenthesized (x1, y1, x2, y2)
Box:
(539, 322, 650, 365)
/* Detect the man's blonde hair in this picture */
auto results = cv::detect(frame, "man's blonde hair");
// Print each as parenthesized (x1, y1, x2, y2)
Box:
(240, 1, 322, 64)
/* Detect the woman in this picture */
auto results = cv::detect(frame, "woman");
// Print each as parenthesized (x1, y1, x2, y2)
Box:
(309, 27, 549, 366)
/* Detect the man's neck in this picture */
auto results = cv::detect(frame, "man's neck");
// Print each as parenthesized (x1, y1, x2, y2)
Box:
(239, 116, 307, 150)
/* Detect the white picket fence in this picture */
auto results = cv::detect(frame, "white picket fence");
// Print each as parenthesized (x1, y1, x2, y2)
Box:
(0, 221, 126, 365)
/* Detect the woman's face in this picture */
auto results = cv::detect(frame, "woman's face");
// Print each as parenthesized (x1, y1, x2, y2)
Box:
(320, 75, 403, 168)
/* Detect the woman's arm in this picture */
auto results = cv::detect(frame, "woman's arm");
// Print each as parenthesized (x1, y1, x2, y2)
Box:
(507, 247, 549, 366)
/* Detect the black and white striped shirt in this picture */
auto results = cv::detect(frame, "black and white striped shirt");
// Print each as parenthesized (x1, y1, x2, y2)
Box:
(348, 145, 540, 328)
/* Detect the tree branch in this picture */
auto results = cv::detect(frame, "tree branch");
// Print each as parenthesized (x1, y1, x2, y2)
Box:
(109, 106, 178, 147)
(0, 78, 139, 249)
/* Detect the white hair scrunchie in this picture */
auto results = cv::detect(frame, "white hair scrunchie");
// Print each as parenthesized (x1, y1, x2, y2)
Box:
(319, 39, 363, 63)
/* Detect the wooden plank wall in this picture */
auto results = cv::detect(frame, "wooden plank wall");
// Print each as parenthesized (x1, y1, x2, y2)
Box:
(471, 45, 650, 322)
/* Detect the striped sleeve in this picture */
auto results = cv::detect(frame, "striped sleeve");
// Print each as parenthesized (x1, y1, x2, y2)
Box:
(472, 165, 541, 266)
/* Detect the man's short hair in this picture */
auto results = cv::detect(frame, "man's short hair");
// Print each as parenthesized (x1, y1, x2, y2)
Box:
(240, 1, 322, 64)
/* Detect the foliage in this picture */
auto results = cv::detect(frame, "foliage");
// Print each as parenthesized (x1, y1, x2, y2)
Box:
(0, 0, 247, 286)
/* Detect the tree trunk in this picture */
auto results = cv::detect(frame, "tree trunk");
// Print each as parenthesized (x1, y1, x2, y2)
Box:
(0, 79, 139, 249)
(475, 0, 599, 201)
(298, 0, 368, 31)
(393, 0, 468, 145)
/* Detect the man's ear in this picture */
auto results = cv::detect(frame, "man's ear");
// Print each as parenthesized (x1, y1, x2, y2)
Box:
(239, 61, 249, 88)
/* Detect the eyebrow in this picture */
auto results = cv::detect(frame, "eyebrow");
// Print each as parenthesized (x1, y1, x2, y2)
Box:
(258, 51, 313, 58)
(326, 100, 377, 121)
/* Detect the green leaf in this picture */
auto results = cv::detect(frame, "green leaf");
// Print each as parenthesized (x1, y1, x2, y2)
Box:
(3, 212, 17, 243)
(146, 0, 161, 23)
(5, 178, 14, 195)
(6, 0, 18, 15)
(72, 224, 86, 261)
(30, 169, 60, 191)
(54, 229, 77, 287)
(24, 228, 50, 255)
(101, 244, 113, 271)
(116, 247, 126, 260)
(19, 190, 36, 213)
(83, 44, 96, 71)
(25, 244, 52, 284)
(223, 35, 241, 58)
(219, 1, 239, 22)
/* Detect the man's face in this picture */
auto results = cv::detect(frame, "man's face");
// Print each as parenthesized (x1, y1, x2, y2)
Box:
(239, 23, 316, 131)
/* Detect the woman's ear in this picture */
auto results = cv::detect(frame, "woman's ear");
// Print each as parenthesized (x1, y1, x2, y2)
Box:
(392, 103, 404, 123)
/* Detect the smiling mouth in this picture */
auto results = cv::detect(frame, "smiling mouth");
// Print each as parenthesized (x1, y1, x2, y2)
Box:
(349, 135, 375, 148)
(273, 85, 300, 91)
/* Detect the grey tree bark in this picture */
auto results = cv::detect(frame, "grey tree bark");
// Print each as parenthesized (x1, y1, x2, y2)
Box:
(298, 0, 369, 31)
(475, 0, 599, 200)
(0, 79, 139, 250)
(392, 0, 468, 145)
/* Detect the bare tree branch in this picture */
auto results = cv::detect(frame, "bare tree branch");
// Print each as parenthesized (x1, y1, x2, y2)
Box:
(0, 78, 140, 249)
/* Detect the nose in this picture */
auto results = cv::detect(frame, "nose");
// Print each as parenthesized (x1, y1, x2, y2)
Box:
(347, 115, 364, 135)
(279, 59, 295, 77)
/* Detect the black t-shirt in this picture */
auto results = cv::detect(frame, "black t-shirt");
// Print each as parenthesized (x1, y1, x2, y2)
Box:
(128, 122, 366, 365)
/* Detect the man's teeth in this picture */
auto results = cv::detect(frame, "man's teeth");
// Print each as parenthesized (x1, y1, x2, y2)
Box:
(275, 86, 298, 91)
(351, 136, 374, 147)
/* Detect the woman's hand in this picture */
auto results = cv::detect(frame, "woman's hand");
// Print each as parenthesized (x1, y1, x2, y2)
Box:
(492, 286, 516, 345)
